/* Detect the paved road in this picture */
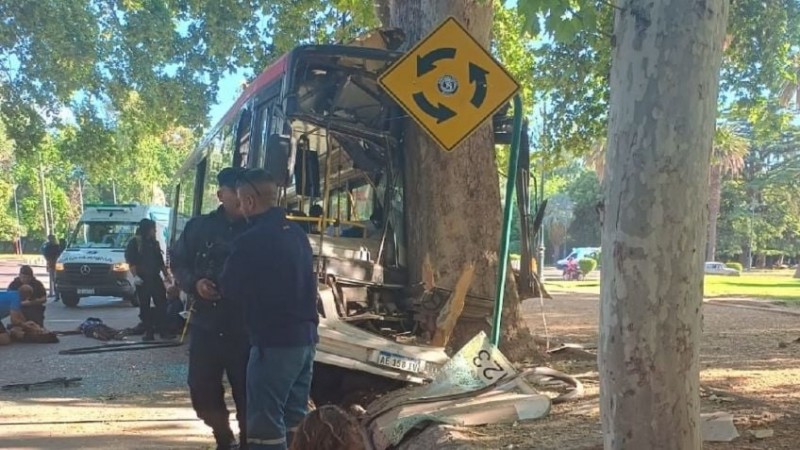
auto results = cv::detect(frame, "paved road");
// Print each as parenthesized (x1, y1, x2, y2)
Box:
(0, 258, 224, 449)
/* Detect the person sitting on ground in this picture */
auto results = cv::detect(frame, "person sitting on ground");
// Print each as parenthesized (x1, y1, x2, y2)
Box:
(289, 405, 369, 450)
(7, 265, 47, 327)
(4, 285, 58, 344)
(0, 288, 27, 346)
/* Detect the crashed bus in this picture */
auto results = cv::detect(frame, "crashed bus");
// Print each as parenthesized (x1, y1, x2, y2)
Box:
(168, 31, 541, 396)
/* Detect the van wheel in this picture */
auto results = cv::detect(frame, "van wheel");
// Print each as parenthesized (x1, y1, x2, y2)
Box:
(62, 295, 80, 308)
(125, 295, 140, 307)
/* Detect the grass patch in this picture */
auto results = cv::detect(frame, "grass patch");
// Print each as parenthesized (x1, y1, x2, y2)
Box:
(546, 271, 800, 304)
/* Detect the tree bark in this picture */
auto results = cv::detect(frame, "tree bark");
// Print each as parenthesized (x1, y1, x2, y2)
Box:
(388, 0, 536, 361)
(706, 164, 722, 261)
(599, 0, 728, 448)
(794, 260, 800, 278)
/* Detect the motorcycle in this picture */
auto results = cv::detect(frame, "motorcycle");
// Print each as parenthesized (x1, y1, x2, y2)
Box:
(562, 261, 584, 281)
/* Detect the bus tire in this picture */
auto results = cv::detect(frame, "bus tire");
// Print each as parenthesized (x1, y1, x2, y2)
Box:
(62, 295, 80, 308)
(125, 295, 140, 307)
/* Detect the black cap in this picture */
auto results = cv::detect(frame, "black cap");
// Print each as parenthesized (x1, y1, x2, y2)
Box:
(217, 167, 246, 189)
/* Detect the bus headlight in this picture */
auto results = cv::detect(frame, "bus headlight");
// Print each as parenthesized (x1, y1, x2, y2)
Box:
(112, 262, 130, 272)
(55, 263, 64, 272)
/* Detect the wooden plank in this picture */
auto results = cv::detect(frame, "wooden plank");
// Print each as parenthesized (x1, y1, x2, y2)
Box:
(431, 264, 475, 347)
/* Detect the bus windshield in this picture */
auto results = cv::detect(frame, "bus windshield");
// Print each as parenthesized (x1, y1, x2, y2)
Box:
(69, 221, 138, 249)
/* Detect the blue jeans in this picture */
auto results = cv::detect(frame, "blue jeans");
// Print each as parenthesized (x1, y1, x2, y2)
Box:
(247, 345, 315, 450)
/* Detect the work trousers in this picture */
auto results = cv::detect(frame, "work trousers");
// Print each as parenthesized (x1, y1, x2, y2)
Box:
(47, 267, 56, 297)
(247, 345, 316, 450)
(188, 326, 249, 447)
(136, 277, 167, 333)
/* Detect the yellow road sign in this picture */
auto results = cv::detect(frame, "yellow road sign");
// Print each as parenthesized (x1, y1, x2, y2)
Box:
(379, 17, 520, 152)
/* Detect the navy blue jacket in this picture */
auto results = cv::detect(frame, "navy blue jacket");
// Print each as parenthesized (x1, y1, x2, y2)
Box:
(169, 206, 250, 334)
(219, 207, 319, 348)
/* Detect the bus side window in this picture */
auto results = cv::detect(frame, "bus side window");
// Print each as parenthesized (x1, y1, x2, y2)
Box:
(234, 108, 252, 168)
(256, 98, 279, 170)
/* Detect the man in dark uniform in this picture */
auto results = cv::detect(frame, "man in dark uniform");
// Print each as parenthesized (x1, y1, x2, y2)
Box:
(170, 167, 250, 450)
(7, 265, 48, 327)
(220, 169, 319, 450)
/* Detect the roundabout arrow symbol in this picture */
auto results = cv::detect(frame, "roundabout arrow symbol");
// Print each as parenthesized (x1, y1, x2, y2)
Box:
(413, 92, 456, 123)
(416, 47, 457, 76)
(469, 63, 489, 108)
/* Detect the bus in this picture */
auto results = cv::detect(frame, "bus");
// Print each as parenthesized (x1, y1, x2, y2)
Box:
(169, 35, 535, 384)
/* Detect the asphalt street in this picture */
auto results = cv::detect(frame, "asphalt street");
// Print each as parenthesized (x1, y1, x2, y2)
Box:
(0, 258, 224, 449)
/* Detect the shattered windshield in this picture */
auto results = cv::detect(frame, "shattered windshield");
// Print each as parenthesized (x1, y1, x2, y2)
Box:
(69, 221, 138, 249)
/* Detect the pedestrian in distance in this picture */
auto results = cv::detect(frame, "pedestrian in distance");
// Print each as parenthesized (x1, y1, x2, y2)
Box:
(220, 168, 319, 450)
(42, 235, 63, 299)
(170, 166, 250, 450)
(125, 218, 173, 341)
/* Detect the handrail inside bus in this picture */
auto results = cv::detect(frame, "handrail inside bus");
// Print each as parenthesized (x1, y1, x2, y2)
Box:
(286, 215, 368, 238)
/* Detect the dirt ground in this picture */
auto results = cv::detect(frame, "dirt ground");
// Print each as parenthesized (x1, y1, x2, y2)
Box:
(1, 282, 799, 449)
(464, 292, 800, 450)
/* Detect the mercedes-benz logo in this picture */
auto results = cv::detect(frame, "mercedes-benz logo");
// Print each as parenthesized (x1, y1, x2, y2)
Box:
(80, 265, 91, 275)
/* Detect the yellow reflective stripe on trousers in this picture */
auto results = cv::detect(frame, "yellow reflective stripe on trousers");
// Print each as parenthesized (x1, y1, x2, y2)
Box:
(248, 437, 287, 445)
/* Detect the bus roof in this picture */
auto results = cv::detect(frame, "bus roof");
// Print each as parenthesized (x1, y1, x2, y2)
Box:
(177, 44, 401, 179)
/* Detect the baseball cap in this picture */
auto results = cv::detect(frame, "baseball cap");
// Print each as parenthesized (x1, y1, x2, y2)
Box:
(217, 167, 246, 189)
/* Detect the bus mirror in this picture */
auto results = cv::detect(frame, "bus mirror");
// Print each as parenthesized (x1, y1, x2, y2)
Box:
(265, 134, 291, 186)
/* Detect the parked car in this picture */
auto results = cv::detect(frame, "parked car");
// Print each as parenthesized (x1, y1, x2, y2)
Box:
(556, 247, 600, 269)
(704, 262, 740, 276)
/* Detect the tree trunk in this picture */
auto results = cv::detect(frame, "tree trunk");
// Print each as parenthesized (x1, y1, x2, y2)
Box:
(707, 164, 722, 261)
(756, 253, 766, 268)
(599, 0, 728, 448)
(387, 0, 536, 361)
(794, 260, 800, 278)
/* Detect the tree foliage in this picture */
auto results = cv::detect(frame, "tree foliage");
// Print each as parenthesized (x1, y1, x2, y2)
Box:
(515, 0, 800, 159)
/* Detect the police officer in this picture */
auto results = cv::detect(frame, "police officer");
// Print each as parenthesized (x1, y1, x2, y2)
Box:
(220, 169, 318, 450)
(170, 167, 250, 450)
(125, 219, 172, 341)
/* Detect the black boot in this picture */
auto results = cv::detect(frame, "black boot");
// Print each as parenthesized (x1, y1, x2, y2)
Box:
(142, 329, 155, 341)
(213, 429, 238, 450)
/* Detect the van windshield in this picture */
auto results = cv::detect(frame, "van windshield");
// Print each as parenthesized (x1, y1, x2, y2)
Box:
(69, 222, 139, 249)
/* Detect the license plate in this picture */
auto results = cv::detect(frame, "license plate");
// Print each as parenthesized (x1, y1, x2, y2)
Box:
(374, 351, 422, 373)
(77, 288, 95, 295)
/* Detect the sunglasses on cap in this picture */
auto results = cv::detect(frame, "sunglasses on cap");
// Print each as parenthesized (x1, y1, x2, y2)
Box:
(235, 168, 264, 197)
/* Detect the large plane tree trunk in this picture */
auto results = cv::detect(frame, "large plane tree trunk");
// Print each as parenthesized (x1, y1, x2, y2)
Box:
(599, 0, 728, 448)
(385, 0, 537, 361)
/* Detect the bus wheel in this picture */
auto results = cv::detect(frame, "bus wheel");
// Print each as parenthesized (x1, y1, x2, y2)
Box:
(62, 295, 80, 308)
(125, 295, 140, 307)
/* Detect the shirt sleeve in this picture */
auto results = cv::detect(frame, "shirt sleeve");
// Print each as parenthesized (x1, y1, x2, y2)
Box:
(7, 279, 20, 290)
(31, 279, 47, 299)
(169, 219, 200, 296)
(125, 238, 140, 266)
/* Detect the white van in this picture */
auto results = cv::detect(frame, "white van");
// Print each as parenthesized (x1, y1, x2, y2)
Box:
(55, 204, 172, 307)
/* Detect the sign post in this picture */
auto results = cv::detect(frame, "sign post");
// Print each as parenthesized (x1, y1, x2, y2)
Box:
(491, 94, 523, 347)
(378, 17, 522, 347)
